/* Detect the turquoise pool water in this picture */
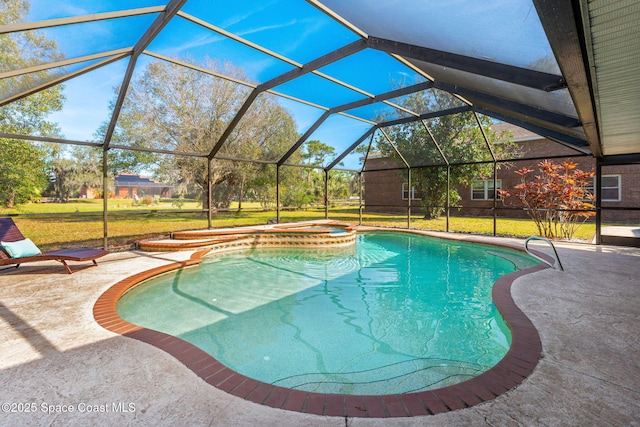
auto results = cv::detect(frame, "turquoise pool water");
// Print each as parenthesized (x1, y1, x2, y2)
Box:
(117, 231, 538, 395)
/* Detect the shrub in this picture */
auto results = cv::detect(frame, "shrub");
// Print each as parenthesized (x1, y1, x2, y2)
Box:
(171, 196, 185, 209)
(498, 160, 595, 240)
(141, 195, 154, 206)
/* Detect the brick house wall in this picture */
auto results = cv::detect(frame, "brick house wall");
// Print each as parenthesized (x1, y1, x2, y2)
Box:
(363, 156, 422, 213)
(363, 124, 639, 223)
(113, 173, 173, 199)
(600, 164, 640, 222)
(455, 137, 595, 219)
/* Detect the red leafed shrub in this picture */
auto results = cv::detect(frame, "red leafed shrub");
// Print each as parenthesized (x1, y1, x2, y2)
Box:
(498, 160, 595, 239)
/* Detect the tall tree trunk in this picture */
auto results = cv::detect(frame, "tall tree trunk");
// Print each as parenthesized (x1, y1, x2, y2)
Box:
(237, 179, 244, 212)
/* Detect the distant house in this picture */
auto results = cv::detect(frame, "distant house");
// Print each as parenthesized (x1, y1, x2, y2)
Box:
(113, 173, 173, 199)
(364, 123, 639, 223)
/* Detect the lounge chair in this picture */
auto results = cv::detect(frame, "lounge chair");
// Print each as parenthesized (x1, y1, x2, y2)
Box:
(0, 218, 108, 274)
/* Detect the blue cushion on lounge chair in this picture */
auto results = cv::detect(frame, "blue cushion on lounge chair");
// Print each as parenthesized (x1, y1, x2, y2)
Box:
(1, 238, 42, 258)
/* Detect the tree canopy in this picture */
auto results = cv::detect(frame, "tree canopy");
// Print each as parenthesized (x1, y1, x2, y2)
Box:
(0, 0, 65, 207)
(374, 89, 516, 218)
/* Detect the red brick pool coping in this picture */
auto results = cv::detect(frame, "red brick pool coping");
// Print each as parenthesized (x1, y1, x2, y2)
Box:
(94, 242, 548, 418)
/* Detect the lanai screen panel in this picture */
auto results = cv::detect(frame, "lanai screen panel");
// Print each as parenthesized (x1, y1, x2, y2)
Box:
(47, 59, 130, 142)
(317, 49, 427, 96)
(181, 0, 359, 65)
(1, 8, 156, 106)
(24, 1, 166, 21)
(335, 137, 373, 172)
(3, 14, 158, 70)
(286, 114, 372, 170)
(422, 111, 494, 166)
(344, 102, 415, 124)
(378, 122, 445, 168)
(274, 97, 329, 135)
(218, 92, 314, 163)
(2, 61, 129, 141)
(146, 15, 294, 84)
(1, 55, 121, 106)
(320, 0, 559, 73)
(365, 129, 407, 171)
(272, 73, 366, 109)
(113, 55, 251, 155)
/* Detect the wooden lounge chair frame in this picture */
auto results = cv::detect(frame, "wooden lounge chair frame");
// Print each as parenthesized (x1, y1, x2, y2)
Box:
(0, 218, 108, 274)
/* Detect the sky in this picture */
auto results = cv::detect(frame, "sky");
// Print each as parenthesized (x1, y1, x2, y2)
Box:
(17, 0, 561, 170)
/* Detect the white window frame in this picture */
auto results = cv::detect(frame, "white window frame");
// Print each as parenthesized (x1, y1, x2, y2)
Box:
(402, 183, 421, 200)
(591, 174, 621, 202)
(471, 179, 502, 200)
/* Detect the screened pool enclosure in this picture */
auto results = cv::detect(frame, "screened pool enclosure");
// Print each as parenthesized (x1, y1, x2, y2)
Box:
(1, 0, 639, 248)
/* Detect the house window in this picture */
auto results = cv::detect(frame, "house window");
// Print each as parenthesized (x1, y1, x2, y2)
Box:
(402, 183, 421, 200)
(471, 179, 501, 200)
(589, 175, 621, 202)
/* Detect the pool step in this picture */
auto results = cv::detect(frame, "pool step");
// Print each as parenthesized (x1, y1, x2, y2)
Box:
(136, 222, 358, 252)
(137, 235, 241, 252)
(172, 229, 258, 240)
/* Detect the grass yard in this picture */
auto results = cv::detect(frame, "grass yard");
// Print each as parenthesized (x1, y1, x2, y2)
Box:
(2, 199, 599, 251)
(335, 211, 596, 241)
(0, 198, 204, 214)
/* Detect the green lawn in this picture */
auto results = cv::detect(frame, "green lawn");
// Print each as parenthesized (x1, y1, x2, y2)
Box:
(0, 198, 204, 214)
(2, 199, 599, 250)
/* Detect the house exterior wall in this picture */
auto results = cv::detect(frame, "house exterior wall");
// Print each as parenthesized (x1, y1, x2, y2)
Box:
(600, 164, 640, 223)
(363, 157, 422, 214)
(112, 173, 173, 199)
(116, 187, 131, 198)
(456, 138, 596, 219)
(363, 130, 639, 223)
(113, 186, 172, 199)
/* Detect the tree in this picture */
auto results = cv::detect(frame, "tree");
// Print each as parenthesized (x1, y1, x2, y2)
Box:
(47, 145, 75, 202)
(95, 103, 157, 175)
(43, 145, 104, 200)
(279, 141, 356, 208)
(303, 140, 335, 166)
(328, 170, 355, 201)
(0, 139, 49, 206)
(0, 0, 65, 207)
(68, 145, 104, 197)
(499, 160, 595, 239)
(225, 97, 300, 211)
(375, 89, 517, 218)
(109, 58, 299, 210)
(248, 164, 277, 209)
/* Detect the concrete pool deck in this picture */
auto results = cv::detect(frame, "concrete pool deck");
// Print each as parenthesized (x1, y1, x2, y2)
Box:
(1, 228, 639, 426)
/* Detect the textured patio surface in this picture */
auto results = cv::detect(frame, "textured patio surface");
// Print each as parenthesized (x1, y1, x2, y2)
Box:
(1, 229, 639, 426)
(601, 226, 640, 238)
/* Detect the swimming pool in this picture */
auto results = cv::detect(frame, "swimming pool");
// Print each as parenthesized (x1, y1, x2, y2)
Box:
(117, 231, 539, 395)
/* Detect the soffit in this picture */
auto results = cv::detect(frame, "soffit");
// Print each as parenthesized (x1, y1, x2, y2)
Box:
(583, 0, 640, 156)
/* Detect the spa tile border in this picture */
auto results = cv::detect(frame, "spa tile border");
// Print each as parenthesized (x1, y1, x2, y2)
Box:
(139, 221, 358, 252)
(94, 235, 548, 418)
